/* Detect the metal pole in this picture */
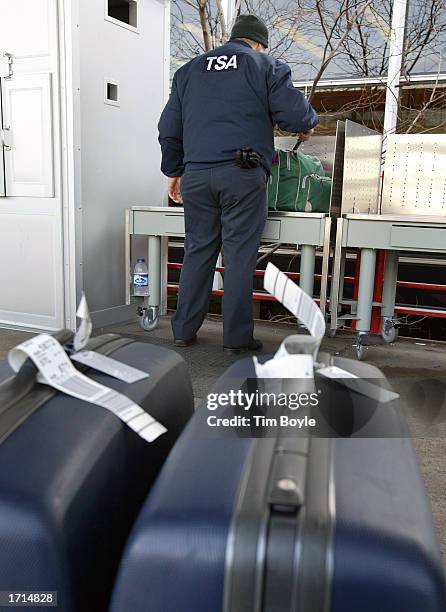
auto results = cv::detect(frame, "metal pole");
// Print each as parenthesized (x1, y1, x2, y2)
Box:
(160, 236, 169, 315)
(329, 218, 344, 332)
(356, 248, 376, 334)
(300, 245, 316, 298)
(221, 0, 237, 33)
(381, 250, 399, 319)
(319, 217, 331, 314)
(148, 235, 161, 308)
(383, 0, 409, 139)
(125, 209, 131, 305)
(338, 249, 346, 314)
(213, 253, 223, 291)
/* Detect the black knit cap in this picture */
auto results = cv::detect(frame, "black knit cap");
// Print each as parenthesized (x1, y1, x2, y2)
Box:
(230, 14, 269, 49)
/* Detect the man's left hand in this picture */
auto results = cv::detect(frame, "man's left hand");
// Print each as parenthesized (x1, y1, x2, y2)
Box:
(298, 129, 315, 142)
(168, 177, 183, 204)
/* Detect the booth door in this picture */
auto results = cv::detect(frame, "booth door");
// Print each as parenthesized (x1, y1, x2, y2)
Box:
(0, 81, 4, 197)
(0, 0, 64, 331)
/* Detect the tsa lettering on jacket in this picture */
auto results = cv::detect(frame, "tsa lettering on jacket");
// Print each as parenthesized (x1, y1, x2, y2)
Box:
(205, 55, 238, 72)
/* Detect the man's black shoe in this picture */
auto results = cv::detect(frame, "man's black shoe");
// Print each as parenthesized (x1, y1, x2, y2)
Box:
(223, 338, 263, 354)
(174, 336, 197, 347)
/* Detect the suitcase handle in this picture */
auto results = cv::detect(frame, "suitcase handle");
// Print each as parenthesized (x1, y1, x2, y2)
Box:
(268, 456, 304, 514)
(267, 431, 307, 514)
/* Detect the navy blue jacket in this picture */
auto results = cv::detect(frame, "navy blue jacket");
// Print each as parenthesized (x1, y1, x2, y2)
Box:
(158, 40, 319, 177)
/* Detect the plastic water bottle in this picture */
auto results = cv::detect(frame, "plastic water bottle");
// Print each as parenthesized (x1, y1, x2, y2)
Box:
(133, 258, 149, 297)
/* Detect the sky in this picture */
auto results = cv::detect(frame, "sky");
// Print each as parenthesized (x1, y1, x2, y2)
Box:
(170, 0, 446, 81)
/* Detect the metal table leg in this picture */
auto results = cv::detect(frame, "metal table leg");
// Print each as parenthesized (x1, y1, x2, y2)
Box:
(214, 253, 223, 291)
(356, 248, 376, 333)
(148, 236, 161, 308)
(160, 236, 168, 315)
(300, 244, 316, 298)
(338, 249, 346, 314)
(329, 218, 344, 334)
(355, 248, 376, 359)
(381, 250, 399, 343)
(319, 218, 331, 315)
(139, 235, 161, 331)
(125, 209, 131, 305)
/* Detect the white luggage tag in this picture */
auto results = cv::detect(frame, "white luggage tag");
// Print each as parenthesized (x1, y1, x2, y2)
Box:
(254, 337, 315, 379)
(263, 263, 325, 354)
(256, 264, 399, 404)
(71, 351, 149, 384)
(254, 336, 316, 396)
(71, 294, 149, 383)
(254, 264, 325, 394)
(254, 263, 325, 381)
(317, 366, 399, 404)
(8, 334, 166, 443)
(73, 293, 92, 352)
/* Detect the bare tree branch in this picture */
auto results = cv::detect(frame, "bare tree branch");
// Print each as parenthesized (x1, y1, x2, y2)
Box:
(309, 0, 374, 102)
(198, 0, 212, 51)
(170, 0, 446, 135)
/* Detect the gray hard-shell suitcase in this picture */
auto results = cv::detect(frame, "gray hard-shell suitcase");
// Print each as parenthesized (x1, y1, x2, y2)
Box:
(0, 332, 194, 612)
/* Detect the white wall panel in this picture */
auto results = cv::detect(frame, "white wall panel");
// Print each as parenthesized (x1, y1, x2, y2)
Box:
(0, 213, 60, 326)
(2, 74, 54, 197)
(79, 0, 168, 315)
(0, 0, 51, 59)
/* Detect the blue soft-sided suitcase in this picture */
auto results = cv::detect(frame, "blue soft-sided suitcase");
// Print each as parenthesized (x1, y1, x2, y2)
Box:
(111, 353, 446, 612)
(0, 332, 194, 612)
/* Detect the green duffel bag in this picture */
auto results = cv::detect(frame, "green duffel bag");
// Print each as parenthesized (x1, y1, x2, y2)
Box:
(301, 174, 332, 213)
(268, 149, 331, 213)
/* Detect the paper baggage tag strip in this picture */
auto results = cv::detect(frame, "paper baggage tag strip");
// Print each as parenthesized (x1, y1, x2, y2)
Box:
(318, 366, 400, 404)
(254, 354, 314, 379)
(258, 265, 400, 404)
(317, 365, 357, 379)
(8, 335, 166, 443)
(71, 350, 150, 383)
(264, 263, 325, 339)
(256, 263, 325, 380)
(73, 293, 93, 352)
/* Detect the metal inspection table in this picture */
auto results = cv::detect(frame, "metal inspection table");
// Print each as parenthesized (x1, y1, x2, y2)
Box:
(330, 214, 446, 359)
(328, 129, 446, 359)
(125, 206, 331, 330)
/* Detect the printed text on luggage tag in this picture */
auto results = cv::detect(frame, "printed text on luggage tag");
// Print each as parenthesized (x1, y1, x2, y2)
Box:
(8, 335, 166, 443)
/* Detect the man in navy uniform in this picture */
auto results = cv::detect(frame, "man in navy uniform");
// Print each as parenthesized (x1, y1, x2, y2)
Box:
(158, 14, 318, 353)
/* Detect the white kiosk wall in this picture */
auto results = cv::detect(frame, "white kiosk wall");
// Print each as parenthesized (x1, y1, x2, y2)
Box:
(0, 0, 169, 331)
(78, 0, 169, 326)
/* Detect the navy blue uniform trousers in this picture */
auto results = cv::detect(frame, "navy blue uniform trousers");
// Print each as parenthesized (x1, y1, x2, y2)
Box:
(171, 163, 268, 347)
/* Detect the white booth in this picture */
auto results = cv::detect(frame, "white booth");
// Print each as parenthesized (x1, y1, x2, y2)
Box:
(0, 0, 170, 331)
